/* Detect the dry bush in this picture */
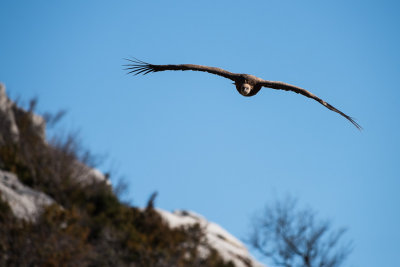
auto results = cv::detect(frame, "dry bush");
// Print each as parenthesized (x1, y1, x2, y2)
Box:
(249, 197, 352, 267)
(0, 98, 234, 267)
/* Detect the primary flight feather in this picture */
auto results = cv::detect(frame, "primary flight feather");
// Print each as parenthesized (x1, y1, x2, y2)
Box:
(124, 58, 361, 130)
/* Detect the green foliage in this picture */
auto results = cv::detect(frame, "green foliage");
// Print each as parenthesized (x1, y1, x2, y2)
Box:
(0, 99, 234, 266)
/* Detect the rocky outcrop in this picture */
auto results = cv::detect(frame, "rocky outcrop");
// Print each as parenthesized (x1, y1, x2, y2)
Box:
(0, 168, 265, 266)
(0, 83, 109, 220)
(0, 169, 265, 266)
(0, 83, 22, 143)
(158, 210, 265, 267)
(0, 83, 265, 267)
(0, 169, 54, 221)
(0, 83, 46, 144)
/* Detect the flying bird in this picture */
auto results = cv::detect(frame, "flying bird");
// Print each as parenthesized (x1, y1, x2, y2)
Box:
(124, 58, 361, 130)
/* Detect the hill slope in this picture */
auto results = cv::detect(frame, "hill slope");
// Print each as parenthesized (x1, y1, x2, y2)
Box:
(0, 83, 263, 267)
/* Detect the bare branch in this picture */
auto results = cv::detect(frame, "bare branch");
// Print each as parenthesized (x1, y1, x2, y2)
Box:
(249, 197, 352, 267)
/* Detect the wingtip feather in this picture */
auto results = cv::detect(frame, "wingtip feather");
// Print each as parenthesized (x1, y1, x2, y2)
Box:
(348, 117, 363, 131)
(123, 57, 156, 76)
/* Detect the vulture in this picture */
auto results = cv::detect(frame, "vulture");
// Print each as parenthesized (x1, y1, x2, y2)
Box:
(124, 58, 361, 130)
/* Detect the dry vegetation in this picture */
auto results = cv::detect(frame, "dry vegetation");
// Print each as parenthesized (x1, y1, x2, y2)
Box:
(0, 99, 234, 267)
(249, 197, 352, 267)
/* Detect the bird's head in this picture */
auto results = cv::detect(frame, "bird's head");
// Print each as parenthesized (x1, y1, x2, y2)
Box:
(238, 83, 253, 96)
(234, 81, 261, 97)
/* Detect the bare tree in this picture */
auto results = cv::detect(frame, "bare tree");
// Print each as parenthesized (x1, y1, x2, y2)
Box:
(249, 197, 352, 267)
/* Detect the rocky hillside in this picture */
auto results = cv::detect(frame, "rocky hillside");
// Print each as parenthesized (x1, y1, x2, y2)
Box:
(0, 83, 263, 267)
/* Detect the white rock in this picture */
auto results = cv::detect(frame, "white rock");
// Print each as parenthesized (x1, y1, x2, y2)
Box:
(0, 169, 55, 221)
(0, 83, 20, 142)
(157, 209, 265, 267)
(71, 161, 111, 185)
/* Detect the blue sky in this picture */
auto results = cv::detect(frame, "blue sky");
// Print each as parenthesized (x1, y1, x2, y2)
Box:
(1, 1, 399, 266)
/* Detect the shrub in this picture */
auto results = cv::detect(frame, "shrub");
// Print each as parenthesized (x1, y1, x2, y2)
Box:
(0, 97, 234, 266)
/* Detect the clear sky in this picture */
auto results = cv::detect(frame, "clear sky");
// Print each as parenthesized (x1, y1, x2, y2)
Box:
(1, 1, 399, 266)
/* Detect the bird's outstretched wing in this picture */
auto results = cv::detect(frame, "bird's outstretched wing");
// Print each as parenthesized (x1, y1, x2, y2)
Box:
(124, 58, 239, 81)
(259, 80, 362, 130)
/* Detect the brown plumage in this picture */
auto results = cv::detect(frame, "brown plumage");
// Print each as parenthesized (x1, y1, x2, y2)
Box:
(124, 58, 361, 130)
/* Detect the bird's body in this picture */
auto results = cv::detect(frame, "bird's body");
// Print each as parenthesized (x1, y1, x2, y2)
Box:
(232, 74, 263, 97)
(124, 58, 361, 129)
